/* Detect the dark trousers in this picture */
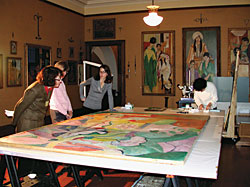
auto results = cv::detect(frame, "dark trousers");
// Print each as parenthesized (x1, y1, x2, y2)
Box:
(82, 106, 101, 115)
(50, 109, 67, 124)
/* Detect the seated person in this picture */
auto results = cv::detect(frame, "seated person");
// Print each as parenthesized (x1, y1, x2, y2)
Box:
(193, 78, 218, 110)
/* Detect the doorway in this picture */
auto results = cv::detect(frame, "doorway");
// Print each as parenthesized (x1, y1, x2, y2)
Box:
(85, 40, 125, 107)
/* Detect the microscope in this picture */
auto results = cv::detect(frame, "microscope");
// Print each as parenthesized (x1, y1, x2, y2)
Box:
(177, 84, 193, 98)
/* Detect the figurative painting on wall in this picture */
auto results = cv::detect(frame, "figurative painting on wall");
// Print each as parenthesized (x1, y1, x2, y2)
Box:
(228, 28, 250, 77)
(69, 47, 74, 58)
(57, 48, 62, 58)
(183, 27, 220, 85)
(0, 112, 209, 165)
(7, 57, 22, 87)
(142, 31, 175, 96)
(10, 41, 17, 54)
(0, 54, 3, 88)
(67, 60, 77, 85)
(93, 18, 115, 39)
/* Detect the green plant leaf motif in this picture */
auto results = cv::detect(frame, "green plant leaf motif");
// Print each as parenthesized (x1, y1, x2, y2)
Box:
(136, 152, 187, 161)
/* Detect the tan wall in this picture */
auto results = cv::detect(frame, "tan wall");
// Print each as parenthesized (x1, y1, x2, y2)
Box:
(0, 0, 84, 126)
(84, 6, 250, 108)
(0, 2, 249, 127)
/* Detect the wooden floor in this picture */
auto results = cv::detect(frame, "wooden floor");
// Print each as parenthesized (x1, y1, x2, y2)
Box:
(212, 138, 250, 187)
(2, 138, 250, 187)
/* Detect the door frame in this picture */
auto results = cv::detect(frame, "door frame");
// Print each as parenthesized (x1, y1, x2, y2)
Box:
(85, 40, 125, 106)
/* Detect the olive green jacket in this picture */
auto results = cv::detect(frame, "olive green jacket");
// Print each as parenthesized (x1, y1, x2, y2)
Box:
(12, 81, 52, 132)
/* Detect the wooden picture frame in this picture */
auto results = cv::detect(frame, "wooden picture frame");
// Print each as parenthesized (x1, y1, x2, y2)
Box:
(142, 31, 175, 96)
(10, 40, 17, 54)
(57, 48, 62, 58)
(67, 60, 77, 85)
(0, 54, 3, 88)
(183, 27, 221, 85)
(93, 18, 115, 39)
(7, 57, 22, 87)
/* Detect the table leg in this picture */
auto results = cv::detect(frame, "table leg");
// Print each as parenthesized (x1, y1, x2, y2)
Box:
(4, 155, 21, 187)
(186, 177, 193, 187)
(47, 162, 60, 187)
(0, 155, 7, 187)
(163, 175, 179, 187)
(71, 165, 84, 187)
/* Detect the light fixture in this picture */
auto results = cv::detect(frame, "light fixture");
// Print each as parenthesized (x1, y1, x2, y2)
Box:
(143, 0, 163, 26)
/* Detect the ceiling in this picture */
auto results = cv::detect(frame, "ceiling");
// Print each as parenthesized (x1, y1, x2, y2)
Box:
(45, 0, 250, 15)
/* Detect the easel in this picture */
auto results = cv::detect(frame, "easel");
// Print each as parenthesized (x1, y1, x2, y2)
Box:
(223, 51, 240, 139)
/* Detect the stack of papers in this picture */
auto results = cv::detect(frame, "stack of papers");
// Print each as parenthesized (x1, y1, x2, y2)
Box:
(5, 110, 14, 117)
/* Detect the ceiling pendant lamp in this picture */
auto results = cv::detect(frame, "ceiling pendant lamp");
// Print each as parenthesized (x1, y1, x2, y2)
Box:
(143, 0, 163, 27)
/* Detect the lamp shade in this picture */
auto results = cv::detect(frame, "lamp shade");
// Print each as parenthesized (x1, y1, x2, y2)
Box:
(143, 12, 163, 26)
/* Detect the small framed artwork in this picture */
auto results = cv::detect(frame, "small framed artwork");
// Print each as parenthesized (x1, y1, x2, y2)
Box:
(78, 63, 83, 85)
(183, 27, 221, 85)
(57, 48, 62, 58)
(142, 31, 175, 96)
(93, 18, 115, 39)
(69, 47, 74, 58)
(67, 60, 77, 85)
(10, 40, 17, 54)
(0, 54, 3, 88)
(7, 57, 22, 87)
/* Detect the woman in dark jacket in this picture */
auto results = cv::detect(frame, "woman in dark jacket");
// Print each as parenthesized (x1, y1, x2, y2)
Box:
(13, 65, 62, 132)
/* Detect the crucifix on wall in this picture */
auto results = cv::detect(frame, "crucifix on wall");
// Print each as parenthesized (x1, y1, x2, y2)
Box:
(34, 13, 43, 40)
(194, 13, 208, 24)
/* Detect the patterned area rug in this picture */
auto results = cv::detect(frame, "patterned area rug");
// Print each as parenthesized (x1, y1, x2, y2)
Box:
(132, 174, 166, 187)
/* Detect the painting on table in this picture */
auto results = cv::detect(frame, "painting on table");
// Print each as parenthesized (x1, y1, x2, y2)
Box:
(0, 112, 209, 165)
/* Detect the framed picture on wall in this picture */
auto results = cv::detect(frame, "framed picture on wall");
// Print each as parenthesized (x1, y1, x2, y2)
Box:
(69, 47, 74, 58)
(10, 40, 17, 54)
(183, 27, 221, 85)
(7, 57, 22, 87)
(0, 54, 3, 88)
(57, 48, 62, 58)
(78, 63, 83, 85)
(93, 18, 115, 39)
(228, 28, 250, 77)
(67, 60, 77, 85)
(142, 31, 175, 96)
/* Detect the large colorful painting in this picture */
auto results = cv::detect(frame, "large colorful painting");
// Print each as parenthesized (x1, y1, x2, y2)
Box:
(0, 112, 209, 165)
(183, 27, 220, 85)
(142, 31, 175, 96)
(228, 28, 250, 78)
